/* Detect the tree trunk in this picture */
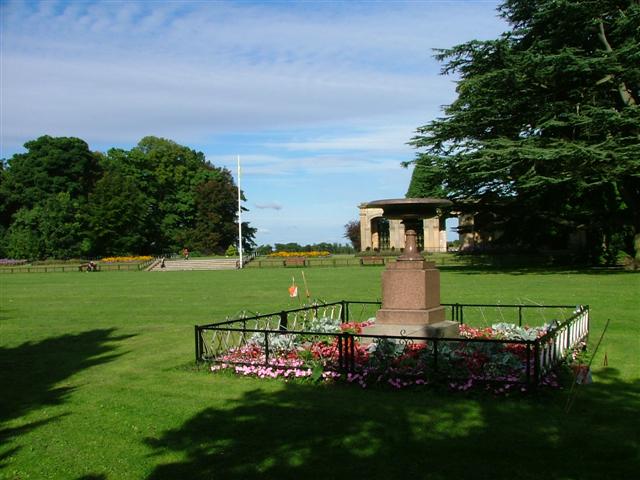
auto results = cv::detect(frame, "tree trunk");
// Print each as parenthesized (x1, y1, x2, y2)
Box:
(597, 20, 637, 106)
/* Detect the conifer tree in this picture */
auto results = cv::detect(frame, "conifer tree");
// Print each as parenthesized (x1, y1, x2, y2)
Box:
(407, 0, 639, 262)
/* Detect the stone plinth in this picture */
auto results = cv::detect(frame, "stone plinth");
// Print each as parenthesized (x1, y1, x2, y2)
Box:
(380, 260, 441, 311)
(363, 320, 459, 343)
(363, 322, 435, 340)
(375, 259, 445, 326)
(425, 321, 460, 338)
(362, 257, 457, 341)
(375, 307, 445, 325)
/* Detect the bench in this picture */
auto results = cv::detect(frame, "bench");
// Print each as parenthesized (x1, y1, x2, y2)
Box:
(79, 263, 100, 272)
(285, 258, 306, 267)
(360, 256, 385, 266)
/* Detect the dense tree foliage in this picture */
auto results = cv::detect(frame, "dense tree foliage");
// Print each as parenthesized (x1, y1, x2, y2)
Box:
(190, 172, 257, 254)
(0, 136, 101, 217)
(0, 136, 100, 258)
(102, 136, 223, 252)
(269, 242, 355, 254)
(0, 135, 255, 259)
(85, 171, 153, 256)
(343, 220, 361, 250)
(4, 193, 84, 260)
(407, 0, 640, 262)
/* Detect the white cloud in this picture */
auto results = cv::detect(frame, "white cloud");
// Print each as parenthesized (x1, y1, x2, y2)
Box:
(206, 122, 427, 178)
(267, 125, 421, 154)
(0, 0, 506, 245)
(1, 0, 505, 155)
(254, 202, 283, 211)
(1, 52, 451, 154)
(213, 151, 411, 177)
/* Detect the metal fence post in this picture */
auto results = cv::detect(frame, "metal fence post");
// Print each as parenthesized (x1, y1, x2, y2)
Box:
(348, 334, 355, 372)
(433, 339, 439, 374)
(533, 339, 540, 389)
(518, 306, 523, 326)
(264, 331, 270, 366)
(279, 311, 288, 331)
(194, 326, 200, 363)
(526, 342, 531, 388)
(585, 305, 590, 344)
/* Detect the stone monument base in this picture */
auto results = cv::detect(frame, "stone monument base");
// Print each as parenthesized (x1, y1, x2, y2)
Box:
(424, 320, 460, 338)
(375, 306, 445, 325)
(361, 320, 459, 344)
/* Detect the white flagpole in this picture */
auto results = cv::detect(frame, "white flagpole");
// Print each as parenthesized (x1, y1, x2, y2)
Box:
(237, 155, 243, 269)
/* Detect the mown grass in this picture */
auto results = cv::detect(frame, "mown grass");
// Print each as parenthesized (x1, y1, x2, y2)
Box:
(0, 267, 638, 479)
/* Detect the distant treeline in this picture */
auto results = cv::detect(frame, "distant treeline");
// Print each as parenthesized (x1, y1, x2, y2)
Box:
(256, 243, 355, 255)
(0, 135, 256, 260)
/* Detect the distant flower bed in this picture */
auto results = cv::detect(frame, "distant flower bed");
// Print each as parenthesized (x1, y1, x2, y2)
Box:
(268, 251, 331, 258)
(101, 256, 153, 263)
(0, 258, 27, 266)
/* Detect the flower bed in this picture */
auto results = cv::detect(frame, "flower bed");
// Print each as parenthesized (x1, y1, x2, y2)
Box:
(0, 258, 28, 266)
(209, 317, 566, 393)
(267, 251, 331, 258)
(100, 256, 153, 263)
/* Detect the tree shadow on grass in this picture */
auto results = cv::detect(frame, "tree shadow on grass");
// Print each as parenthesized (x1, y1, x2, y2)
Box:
(0, 329, 134, 466)
(145, 370, 639, 480)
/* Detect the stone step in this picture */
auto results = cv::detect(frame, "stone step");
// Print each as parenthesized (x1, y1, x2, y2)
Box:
(150, 258, 239, 271)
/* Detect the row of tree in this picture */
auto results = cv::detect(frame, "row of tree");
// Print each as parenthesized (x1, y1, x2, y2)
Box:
(255, 243, 356, 255)
(0, 135, 256, 259)
(406, 0, 639, 263)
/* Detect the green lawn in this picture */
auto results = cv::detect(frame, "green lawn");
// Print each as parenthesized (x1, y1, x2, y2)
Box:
(1, 267, 638, 479)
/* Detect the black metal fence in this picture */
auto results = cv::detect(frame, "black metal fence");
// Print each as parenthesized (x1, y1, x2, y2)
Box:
(195, 301, 589, 389)
(0, 257, 157, 274)
(446, 302, 580, 327)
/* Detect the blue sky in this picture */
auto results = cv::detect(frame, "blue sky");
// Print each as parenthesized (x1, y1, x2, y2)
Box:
(1, 0, 506, 246)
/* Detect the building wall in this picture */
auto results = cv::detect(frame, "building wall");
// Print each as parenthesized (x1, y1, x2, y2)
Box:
(359, 205, 448, 252)
(362, 205, 589, 253)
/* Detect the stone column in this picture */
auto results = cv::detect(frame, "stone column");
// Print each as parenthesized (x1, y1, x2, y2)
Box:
(440, 230, 448, 252)
(359, 206, 371, 251)
(439, 216, 448, 252)
(423, 217, 439, 252)
(389, 219, 404, 250)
